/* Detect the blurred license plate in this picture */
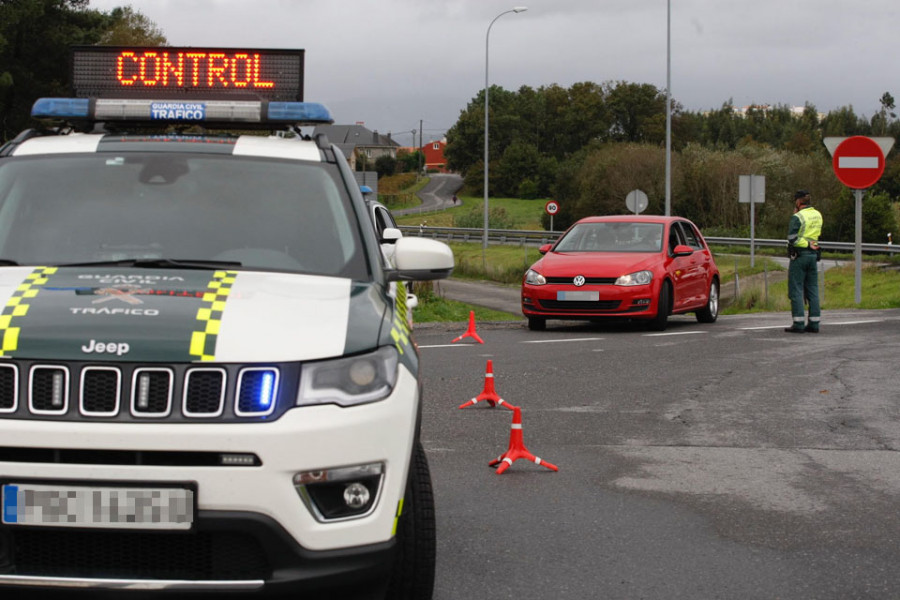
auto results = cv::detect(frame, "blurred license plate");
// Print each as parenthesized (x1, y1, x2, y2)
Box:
(557, 291, 599, 301)
(2, 483, 193, 530)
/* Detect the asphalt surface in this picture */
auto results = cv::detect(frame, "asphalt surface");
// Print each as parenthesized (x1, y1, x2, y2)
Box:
(413, 308, 900, 600)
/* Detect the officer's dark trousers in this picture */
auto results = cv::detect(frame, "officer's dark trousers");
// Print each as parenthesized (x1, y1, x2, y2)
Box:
(787, 250, 820, 330)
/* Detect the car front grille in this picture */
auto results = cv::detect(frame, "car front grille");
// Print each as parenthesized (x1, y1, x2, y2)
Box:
(537, 299, 622, 311)
(0, 361, 289, 423)
(5, 528, 271, 581)
(545, 276, 617, 285)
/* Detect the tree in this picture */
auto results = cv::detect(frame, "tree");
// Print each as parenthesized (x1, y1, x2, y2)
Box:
(374, 154, 397, 178)
(98, 6, 166, 45)
(604, 81, 667, 144)
(0, 1, 167, 141)
(496, 140, 540, 197)
(872, 91, 896, 136)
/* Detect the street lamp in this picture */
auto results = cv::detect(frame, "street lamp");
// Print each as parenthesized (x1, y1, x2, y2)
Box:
(484, 6, 527, 269)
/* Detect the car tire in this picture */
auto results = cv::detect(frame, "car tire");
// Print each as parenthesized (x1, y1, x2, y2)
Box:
(527, 316, 546, 331)
(384, 441, 436, 600)
(647, 281, 671, 331)
(695, 279, 719, 323)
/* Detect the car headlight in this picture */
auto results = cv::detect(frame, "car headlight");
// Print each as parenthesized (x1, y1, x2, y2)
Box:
(297, 346, 399, 407)
(615, 270, 653, 286)
(525, 269, 546, 285)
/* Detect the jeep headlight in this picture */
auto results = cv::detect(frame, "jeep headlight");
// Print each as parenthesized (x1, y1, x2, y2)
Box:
(525, 269, 546, 285)
(615, 270, 653, 286)
(297, 346, 399, 407)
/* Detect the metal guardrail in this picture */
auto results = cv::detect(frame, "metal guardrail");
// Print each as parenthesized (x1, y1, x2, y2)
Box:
(398, 226, 900, 256)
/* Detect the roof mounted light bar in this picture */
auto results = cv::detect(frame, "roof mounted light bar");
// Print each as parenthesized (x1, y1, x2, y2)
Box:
(31, 97, 334, 126)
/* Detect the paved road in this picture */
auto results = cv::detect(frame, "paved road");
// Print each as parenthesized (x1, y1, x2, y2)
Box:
(394, 173, 463, 217)
(414, 308, 900, 599)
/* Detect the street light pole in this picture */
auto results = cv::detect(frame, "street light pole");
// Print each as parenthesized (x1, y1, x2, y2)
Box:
(665, 0, 671, 216)
(484, 6, 527, 270)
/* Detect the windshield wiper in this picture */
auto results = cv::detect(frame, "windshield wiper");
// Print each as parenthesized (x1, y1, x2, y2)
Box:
(58, 258, 242, 269)
(0, 259, 20, 266)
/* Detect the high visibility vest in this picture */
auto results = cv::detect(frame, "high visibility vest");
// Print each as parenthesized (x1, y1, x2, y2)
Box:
(794, 206, 822, 248)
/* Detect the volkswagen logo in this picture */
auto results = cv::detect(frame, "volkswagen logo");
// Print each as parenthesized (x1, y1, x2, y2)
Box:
(573, 275, 586, 287)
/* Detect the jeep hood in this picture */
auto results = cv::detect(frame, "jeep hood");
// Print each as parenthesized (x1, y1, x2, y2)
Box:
(0, 267, 386, 362)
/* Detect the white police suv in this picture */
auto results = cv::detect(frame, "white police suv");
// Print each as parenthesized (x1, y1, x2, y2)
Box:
(0, 46, 452, 599)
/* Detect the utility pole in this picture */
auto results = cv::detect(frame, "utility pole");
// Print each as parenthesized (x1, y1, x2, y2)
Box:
(419, 119, 423, 176)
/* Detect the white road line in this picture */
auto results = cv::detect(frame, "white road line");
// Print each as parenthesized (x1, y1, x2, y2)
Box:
(643, 331, 707, 337)
(522, 337, 605, 344)
(418, 343, 473, 349)
(740, 319, 883, 331)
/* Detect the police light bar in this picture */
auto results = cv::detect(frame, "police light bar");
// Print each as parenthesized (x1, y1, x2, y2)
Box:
(71, 46, 304, 102)
(31, 97, 334, 126)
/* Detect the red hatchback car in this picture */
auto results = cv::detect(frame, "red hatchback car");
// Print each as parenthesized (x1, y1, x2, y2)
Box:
(521, 215, 720, 331)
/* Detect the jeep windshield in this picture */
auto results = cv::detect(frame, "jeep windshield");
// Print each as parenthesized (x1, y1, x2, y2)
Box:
(0, 152, 368, 278)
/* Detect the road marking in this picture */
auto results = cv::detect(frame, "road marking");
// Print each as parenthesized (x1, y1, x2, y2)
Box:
(643, 331, 707, 337)
(740, 319, 883, 331)
(522, 337, 605, 344)
(418, 343, 472, 349)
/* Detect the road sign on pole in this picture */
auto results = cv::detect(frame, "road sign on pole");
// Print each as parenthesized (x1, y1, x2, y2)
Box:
(545, 200, 559, 232)
(824, 136, 895, 304)
(625, 189, 648, 215)
(739, 175, 765, 267)
(828, 136, 889, 189)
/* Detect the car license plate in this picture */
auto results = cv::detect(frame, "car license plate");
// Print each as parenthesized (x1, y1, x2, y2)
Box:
(2, 483, 194, 530)
(557, 291, 599, 301)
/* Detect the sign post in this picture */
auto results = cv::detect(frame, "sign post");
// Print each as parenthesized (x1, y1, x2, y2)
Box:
(824, 136, 894, 304)
(544, 200, 559, 233)
(739, 175, 765, 267)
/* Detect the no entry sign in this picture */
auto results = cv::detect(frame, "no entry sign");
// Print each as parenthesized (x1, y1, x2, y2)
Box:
(831, 136, 885, 189)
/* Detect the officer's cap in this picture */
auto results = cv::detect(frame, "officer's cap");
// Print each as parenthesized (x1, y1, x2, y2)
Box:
(793, 190, 810, 200)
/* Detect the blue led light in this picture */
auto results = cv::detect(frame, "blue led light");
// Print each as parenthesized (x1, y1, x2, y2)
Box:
(256, 372, 275, 409)
(237, 369, 278, 416)
(267, 102, 333, 124)
(31, 98, 90, 119)
(360, 185, 373, 195)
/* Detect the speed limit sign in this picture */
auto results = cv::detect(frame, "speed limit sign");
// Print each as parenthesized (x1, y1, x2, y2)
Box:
(544, 201, 559, 215)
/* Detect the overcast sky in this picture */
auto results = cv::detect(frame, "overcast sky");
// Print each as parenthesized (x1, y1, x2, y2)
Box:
(86, 0, 899, 146)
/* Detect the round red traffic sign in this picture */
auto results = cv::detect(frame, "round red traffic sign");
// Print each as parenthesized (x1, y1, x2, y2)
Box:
(832, 136, 885, 189)
(545, 200, 559, 215)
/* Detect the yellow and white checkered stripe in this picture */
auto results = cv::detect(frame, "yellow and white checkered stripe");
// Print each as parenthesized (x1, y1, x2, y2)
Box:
(0, 266, 57, 357)
(190, 270, 237, 361)
(390, 282, 412, 356)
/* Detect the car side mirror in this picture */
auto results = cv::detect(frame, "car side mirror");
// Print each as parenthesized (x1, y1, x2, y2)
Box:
(539, 243, 552, 255)
(386, 237, 454, 281)
(672, 244, 694, 257)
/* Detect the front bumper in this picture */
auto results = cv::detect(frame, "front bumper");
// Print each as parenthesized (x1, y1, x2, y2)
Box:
(521, 284, 657, 319)
(0, 368, 421, 591)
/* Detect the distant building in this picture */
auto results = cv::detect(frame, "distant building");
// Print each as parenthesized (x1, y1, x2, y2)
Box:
(726, 105, 825, 121)
(422, 139, 448, 173)
(312, 124, 400, 170)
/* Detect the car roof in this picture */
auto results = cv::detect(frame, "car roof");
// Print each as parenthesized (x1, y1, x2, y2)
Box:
(575, 215, 690, 225)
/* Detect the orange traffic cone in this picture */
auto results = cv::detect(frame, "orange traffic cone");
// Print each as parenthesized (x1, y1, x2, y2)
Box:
(459, 360, 514, 410)
(489, 406, 559, 474)
(451, 310, 484, 344)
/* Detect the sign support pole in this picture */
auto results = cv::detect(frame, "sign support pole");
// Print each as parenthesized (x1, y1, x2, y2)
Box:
(749, 177, 756, 268)
(854, 188, 864, 304)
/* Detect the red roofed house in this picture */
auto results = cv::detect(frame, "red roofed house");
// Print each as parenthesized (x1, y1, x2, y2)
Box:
(422, 139, 448, 173)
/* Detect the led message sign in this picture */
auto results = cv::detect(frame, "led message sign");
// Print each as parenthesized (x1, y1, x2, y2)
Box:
(71, 47, 304, 101)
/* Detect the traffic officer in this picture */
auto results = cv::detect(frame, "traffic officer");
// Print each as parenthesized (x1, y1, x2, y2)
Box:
(785, 190, 823, 333)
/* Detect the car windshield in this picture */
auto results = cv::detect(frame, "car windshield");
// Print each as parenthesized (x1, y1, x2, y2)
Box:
(554, 222, 663, 253)
(0, 153, 368, 278)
